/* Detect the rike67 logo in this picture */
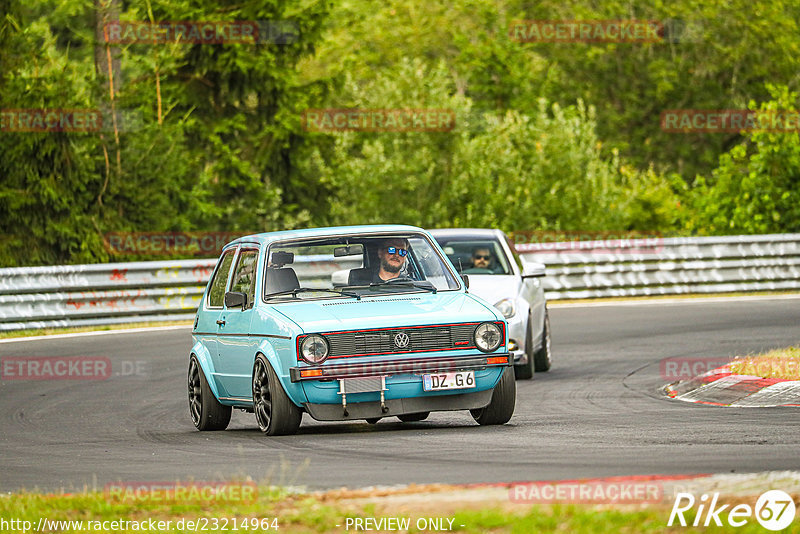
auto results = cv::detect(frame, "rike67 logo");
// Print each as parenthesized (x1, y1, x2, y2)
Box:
(669, 490, 796, 531)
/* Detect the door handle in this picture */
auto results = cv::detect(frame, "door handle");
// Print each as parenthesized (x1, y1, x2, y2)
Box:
(216, 319, 226, 326)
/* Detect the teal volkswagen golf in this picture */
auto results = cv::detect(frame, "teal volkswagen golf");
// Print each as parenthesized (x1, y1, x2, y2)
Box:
(188, 225, 515, 435)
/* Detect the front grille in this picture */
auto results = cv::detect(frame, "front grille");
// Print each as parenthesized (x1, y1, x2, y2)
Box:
(324, 323, 476, 359)
(339, 377, 384, 393)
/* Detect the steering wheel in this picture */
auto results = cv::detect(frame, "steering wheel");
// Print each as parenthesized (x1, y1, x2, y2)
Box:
(462, 267, 493, 274)
(386, 276, 414, 284)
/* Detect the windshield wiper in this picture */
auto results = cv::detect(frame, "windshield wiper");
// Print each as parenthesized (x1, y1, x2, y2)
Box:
(265, 287, 361, 300)
(368, 279, 437, 294)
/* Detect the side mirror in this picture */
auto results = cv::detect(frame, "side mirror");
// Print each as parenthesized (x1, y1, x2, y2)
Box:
(224, 291, 247, 309)
(460, 274, 470, 290)
(521, 262, 546, 278)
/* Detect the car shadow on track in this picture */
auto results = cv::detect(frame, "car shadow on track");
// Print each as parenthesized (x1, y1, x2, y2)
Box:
(220, 420, 483, 436)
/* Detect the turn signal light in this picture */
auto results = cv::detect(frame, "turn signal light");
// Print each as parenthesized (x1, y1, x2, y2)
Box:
(486, 356, 507, 365)
(300, 369, 324, 378)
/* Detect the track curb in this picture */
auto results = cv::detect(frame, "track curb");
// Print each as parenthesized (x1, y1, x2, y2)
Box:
(665, 365, 800, 407)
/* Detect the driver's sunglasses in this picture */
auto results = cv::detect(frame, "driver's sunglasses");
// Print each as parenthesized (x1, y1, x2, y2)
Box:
(387, 247, 408, 256)
(473, 254, 491, 260)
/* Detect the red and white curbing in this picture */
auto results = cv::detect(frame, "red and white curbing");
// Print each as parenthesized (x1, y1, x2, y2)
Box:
(665, 364, 800, 407)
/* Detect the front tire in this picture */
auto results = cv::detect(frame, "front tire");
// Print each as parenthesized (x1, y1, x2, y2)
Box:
(471, 367, 516, 425)
(188, 356, 231, 431)
(533, 308, 552, 372)
(252, 355, 302, 436)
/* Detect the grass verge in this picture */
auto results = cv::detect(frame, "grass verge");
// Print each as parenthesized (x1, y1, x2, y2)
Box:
(0, 320, 192, 340)
(0, 485, 785, 533)
(551, 289, 800, 305)
(729, 346, 800, 380)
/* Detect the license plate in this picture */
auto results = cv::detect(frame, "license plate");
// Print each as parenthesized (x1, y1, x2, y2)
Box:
(422, 371, 476, 391)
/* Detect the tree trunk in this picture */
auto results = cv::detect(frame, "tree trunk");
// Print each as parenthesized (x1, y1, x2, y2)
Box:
(94, 0, 121, 95)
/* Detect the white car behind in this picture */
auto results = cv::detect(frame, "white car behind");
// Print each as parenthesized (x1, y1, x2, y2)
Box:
(430, 228, 551, 379)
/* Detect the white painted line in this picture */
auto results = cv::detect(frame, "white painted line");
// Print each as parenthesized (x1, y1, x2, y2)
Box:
(731, 381, 800, 408)
(0, 324, 193, 344)
(549, 294, 800, 308)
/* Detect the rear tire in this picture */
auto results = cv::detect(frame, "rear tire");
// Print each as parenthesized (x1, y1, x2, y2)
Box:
(470, 367, 516, 425)
(398, 412, 429, 422)
(514, 312, 535, 380)
(365, 418, 381, 424)
(533, 308, 552, 372)
(253, 355, 302, 436)
(188, 356, 231, 431)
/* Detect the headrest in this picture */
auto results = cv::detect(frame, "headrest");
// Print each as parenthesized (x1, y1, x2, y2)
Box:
(265, 267, 300, 294)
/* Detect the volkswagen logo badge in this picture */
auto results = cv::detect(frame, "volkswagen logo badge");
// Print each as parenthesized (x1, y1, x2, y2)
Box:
(393, 332, 410, 349)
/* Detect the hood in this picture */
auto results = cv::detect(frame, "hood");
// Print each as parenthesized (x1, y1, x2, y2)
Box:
(273, 291, 501, 334)
(464, 275, 520, 308)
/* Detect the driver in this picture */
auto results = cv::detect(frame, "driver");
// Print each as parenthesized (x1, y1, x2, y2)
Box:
(470, 246, 494, 270)
(374, 238, 409, 283)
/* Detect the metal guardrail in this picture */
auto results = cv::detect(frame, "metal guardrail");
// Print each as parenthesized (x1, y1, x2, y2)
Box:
(520, 233, 800, 300)
(0, 260, 214, 331)
(0, 234, 797, 331)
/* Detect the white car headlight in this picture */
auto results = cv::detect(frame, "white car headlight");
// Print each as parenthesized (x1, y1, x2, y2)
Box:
(300, 334, 329, 364)
(494, 298, 516, 319)
(474, 322, 503, 352)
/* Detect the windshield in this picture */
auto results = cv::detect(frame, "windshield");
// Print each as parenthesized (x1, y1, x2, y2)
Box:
(435, 237, 512, 275)
(263, 233, 460, 301)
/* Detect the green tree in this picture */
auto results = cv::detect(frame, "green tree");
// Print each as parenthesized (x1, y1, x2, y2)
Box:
(137, 0, 334, 233)
(0, 0, 334, 265)
(691, 86, 800, 234)
(0, 11, 103, 265)
(299, 59, 682, 233)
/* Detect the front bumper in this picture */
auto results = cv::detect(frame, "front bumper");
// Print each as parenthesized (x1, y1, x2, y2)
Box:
(304, 388, 493, 421)
(289, 353, 512, 382)
(505, 309, 528, 364)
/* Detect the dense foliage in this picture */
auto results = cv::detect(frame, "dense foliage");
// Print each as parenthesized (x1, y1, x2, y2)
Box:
(1, 0, 798, 265)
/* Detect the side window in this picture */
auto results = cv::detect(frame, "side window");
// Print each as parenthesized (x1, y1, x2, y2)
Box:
(229, 249, 259, 308)
(208, 249, 236, 308)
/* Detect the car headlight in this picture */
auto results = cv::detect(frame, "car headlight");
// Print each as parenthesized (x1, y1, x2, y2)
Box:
(474, 322, 503, 352)
(494, 298, 516, 319)
(300, 334, 329, 364)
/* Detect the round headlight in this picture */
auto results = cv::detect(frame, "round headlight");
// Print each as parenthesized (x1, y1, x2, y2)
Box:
(494, 298, 516, 319)
(474, 322, 503, 352)
(300, 334, 329, 364)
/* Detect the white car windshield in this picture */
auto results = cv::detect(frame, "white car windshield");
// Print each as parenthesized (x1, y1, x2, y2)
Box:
(264, 233, 460, 300)
(436, 238, 512, 275)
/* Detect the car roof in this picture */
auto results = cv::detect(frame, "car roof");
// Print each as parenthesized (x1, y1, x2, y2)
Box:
(225, 224, 426, 248)
(428, 228, 507, 241)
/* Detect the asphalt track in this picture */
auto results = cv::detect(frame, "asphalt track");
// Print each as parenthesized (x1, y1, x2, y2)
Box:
(1, 297, 799, 492)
